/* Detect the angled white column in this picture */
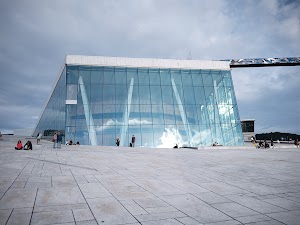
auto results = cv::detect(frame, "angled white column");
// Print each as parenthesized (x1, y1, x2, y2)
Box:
(171, 78, 192, 146)
(120, 78, 134, 146)
(78, 76, 98, 145)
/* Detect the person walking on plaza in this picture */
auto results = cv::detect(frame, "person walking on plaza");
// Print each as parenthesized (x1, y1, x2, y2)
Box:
(271, 138, 274, 148)
(131, 135, 135, 147)
(56, 132, 62, 149)
(116, 137, 120, 146)
(52, 132, 57, 148)
(36, 132, 42, 145)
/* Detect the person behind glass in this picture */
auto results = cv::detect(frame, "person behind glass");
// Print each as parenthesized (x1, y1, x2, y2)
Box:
(15, 140, 23, 150)
(24, 141, 32, 150)
(56, 131, 62, 149)
(52, 132, 57, 148)
(116, 137, 120, 146)
(131, 135, 135, 147)
(295, 139, 299, 148)
(36, 132, 42, 145)
(270, 138, 274, 148)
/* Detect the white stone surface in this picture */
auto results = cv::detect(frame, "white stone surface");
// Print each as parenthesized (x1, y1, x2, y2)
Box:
(66, 55, 230, 70)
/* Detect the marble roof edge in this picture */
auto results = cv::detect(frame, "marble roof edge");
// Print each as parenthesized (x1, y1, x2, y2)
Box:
(65, 55, 230, 70)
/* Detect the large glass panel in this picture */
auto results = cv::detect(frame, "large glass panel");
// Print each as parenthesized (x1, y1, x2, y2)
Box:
(149, 68, 160, 85)
(91, 85, 103, 104)
(138, 68, 149, 85)
(115, 85, 128, 104)
(91, 67, 103, 84)
(183, 87, 196, 105)
(115, 67, 127, 85)
(139, 85, 151, 104)
(103, 67, 115, 84)
(66, 84, 77, 100)
(182, 70, 193, 86)
(150, 86, 162, 105)
(102, 85, 115, 104)
(161, 85, 174, 105)
(160, 69, 171, 85)
(191, 70, 203, 86)
(67, 66, 78, 84)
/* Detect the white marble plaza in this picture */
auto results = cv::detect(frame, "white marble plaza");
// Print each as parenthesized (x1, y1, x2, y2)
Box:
(0, 136, 300, 225)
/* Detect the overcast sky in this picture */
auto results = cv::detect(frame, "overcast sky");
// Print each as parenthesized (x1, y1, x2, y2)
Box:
(0, 0, 299, 135)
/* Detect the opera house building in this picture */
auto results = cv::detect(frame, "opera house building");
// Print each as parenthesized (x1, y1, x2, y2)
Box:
(33, 55, 244, 148)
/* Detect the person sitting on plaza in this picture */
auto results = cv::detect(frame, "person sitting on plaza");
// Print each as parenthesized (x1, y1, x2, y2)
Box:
(258, 140, 264, 148)
(69, 140, 73, 145)
(15, 140, 23, 150)
(76, 141, 80, 145)
(24, 141, 33, 150)
(264, 139, 269, 148)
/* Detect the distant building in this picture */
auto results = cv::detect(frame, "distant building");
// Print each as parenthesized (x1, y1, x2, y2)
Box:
(241, 119, 255, 141)
(33, 55, 244, 147)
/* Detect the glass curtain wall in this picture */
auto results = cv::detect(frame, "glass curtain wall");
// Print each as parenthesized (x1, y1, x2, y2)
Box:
(33, 68, 66, 138)
(65, 65, 244, 147)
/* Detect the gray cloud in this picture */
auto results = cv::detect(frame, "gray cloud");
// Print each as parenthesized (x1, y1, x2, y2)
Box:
(0, 0, 299, 134)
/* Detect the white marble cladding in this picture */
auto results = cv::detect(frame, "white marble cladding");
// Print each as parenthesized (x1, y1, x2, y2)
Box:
(66, 55, 230, 70)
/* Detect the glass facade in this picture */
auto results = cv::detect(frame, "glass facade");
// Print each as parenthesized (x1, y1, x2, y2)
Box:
(34, 61, 244, 148)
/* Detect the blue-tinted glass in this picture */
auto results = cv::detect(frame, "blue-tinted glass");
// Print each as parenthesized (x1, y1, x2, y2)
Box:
(138, 85, 151, 104)
(152, 105, 164, 125)
(194, 86, 206, 105)
(102, 85, 115, 104)
(116, 85, 128, 104)
(161, 86, 174, 105)
(67, 66, 78, 84)
(183, 87, 195, 105)
(149, 68, 160, 85)
(35, 64, 243, 148)
(140, 125, 154, 147)
(182, 70, 193, 86)
(171, 69, 182, 85)
(103, 67, 115, 84)
(91, 67, 103, 84)
(132, 85, 140, 104)
(185, 105, 198, 125)
(115, 67, 127, 84)
(211, 70, 222, 86)
(79, 66, 91, 86)
(202, 70, 213, 86)
(160, 69, 171, 85)
(127, 68, 138, 85)
(91, 85, 103, 104)
(138, 68, 149, 85)
(140, 104, 152, 124)
(150, 86, 162, 105)
(191, 70, 203, 86)
(102, 105, 116, 124)
(163, 104, 175, 125)
(222, 70, 233, 86)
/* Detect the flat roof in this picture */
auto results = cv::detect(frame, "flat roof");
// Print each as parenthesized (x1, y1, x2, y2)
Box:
(66, 55, 230, 70)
